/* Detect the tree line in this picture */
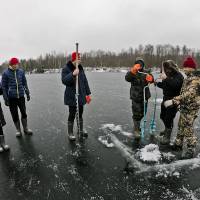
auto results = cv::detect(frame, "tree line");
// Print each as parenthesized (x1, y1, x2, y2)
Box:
(1, 44, 200, 73)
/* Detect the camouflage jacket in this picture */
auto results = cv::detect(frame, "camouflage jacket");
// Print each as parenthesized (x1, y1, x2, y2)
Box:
(173, 71, 200, 112)
(125, 70, 151, 103)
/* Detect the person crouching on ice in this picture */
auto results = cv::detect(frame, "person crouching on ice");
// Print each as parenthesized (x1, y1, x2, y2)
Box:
(155, 60, 184, 145)
(1, 57, 32, 137)
(0, 82, 9, 152)
(62, 52, 91, 141)
(125, 58, 154, 140)
(164, 56, 200, 159)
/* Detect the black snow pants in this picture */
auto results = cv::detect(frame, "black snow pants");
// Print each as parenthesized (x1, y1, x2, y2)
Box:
(68, 105, 84, 122)
(9, 97, 27, 123)
(160, 102, 178, 129)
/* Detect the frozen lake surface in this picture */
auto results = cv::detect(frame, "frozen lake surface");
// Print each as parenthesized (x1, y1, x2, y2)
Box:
(0, 72, 200, 200)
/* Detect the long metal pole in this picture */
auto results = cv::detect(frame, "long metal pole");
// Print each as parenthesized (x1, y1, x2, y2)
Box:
(75, 43, 80, 137)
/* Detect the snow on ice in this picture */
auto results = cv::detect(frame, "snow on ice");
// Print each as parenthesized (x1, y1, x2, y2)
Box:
(100, 123, 133, 138)
(138, 144, 161, 163)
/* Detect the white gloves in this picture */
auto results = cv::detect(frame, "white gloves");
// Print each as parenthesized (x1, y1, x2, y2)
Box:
(160, 73, 167, 80)
(164, 100, 173, 108)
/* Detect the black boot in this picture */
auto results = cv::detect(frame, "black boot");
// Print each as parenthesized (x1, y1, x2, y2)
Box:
(21, 118, 33, 135)
(171, 138, 183, 151)
(171, 144, 182, 151)
(68, 121, 76, 141)
(79, 119, 88, 138)
(14, 121, 22, 137)
(159, 128, 167, 136)
(181, 146, 195, 159)
(133, 120, 141, 140)
(157, 128, 172, 145)
(0, 135, 10, 152)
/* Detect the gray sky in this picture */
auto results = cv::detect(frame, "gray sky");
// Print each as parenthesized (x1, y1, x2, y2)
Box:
(1, 0, 200, 64)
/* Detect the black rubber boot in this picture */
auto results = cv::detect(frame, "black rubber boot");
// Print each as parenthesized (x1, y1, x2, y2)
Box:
(21, 118, 33, 135)
(159, 128, 167, 136)
(157, 128, 172, 145)
(181, 146, 195, 159)
(68, 121, 76, 141)
(171, 144, 183, 151)
(0, 135, 10, 152)
(133, 120, 141, 140)
(14, 121, 22, 137)
(79, 119, 88, 138)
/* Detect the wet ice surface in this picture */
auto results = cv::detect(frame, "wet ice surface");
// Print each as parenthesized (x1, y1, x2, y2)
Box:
(0, 72, 200, 200)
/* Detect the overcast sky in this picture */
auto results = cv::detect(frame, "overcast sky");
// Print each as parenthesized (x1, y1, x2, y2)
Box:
(1, 0, 200, 64)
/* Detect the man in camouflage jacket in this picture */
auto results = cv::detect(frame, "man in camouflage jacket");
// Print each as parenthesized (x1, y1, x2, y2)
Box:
(125, 58, 154, 140)
(164, 56, 200, 159)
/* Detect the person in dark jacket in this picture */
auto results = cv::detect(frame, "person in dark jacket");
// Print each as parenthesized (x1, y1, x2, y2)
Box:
(0, 82, 9, 152)
(125, 58, 154, 140)
(1, 58, 32, 137)
(62, 52, 91, 141)
(155, 60, 184, 145)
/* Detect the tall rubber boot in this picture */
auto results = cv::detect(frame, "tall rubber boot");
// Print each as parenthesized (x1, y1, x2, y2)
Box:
(14, 121, 22, 137)
(133, 120, 141, 140)
(21, 118, 33, 135)
(0, 135, 10, 152)
(157, 128, 172, 145)
(79, 119, 88, 138)
(182, 146, 195, 159)
(68, 121, 76, 141)
(159, 128, 167, 136)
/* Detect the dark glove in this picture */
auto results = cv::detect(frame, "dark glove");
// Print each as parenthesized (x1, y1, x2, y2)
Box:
(27, 94, 30, 101)
(5, 99, 9, 106)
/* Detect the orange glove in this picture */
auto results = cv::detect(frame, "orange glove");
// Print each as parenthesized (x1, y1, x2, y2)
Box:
(86, 95, 91, 104)
(130, 64, 142, 75)
(146, 74, 154, 83)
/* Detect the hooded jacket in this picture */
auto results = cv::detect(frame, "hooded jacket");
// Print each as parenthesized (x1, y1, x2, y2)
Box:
(157, 64, 184, 101)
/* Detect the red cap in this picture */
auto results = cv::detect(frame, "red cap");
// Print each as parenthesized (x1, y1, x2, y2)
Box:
(9, 57, 19, 66)
(71, 52, 80, 62)
(183, 56, 197, 69)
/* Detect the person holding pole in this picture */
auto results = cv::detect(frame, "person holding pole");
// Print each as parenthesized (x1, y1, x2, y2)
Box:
(125, 57, 154, 140)
(61, 44, 91, 141)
